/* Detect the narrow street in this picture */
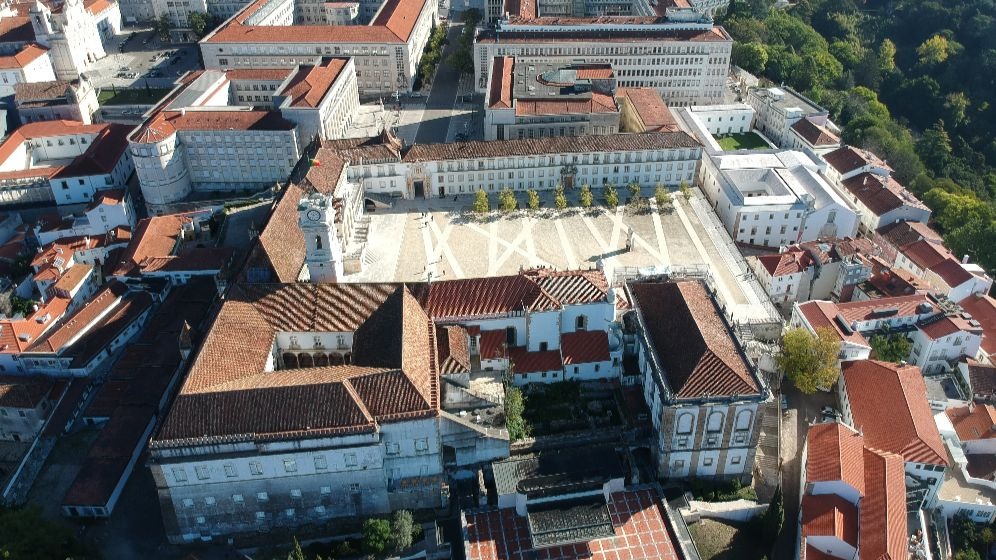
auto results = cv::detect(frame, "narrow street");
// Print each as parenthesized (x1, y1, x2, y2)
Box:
(414, 24, 466, 145)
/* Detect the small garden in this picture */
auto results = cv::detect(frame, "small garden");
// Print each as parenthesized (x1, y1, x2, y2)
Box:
(97, 87, 171, 106)
(256, 510, 423, 560)
(467, 181, 692, 216)
(716, 132, 770, 151)
(414, 24, 449, 90)
(519, 381, 623, 437)
(687, 485, 784, 560)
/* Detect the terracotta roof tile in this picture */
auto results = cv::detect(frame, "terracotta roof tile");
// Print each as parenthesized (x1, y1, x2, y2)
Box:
(801, 493, 858, 547)
(860, 447, 907, 560)
(842, 173, 927, 216)
(514, 92, 617, 116)
(791, 117, 840, 147)
(0, 43, 47, 70)
(13, 80, 75, 102)
(561, 330, 609, 364)
(616, 88, 680, 132)
(240, 184, 306, 283)
(842, 360, 948, 466)
(0, 296, 71, 353)
(112, 214, 187, 276)
(961, 295, 996, 361)
(0, 16, 33, 43)
(805, 422, 865, 495)
(946, 404, 996, 442)
(0, 375, 57, 408)
(476, 26, 731, 44)
(898, 239, 949, 270)
(835, 293, 933, 324)
(436, 325, 471, 374)
(629, 280, 759, 399)
(479, 330, 506, 360)
(823, 145, 891, 175)
(758, 248, 811, 277)
(967, 360, 996, 398)
(507, 347, 563, 373)
(28, 281, 130, 353)
(876, 220, 942, 248)
(277, 58, 349, 108)
(132, 110, 296, 144)
(487, 57, 514, 110)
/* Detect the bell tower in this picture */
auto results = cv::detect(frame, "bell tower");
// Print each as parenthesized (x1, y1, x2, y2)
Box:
(298, 193, 343, 283)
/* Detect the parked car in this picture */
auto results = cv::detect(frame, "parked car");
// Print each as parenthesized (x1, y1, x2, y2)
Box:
(780, 394, 788, 411)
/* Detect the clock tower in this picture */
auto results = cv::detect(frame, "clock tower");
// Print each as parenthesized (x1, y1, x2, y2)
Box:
(298, 193, 343, 283)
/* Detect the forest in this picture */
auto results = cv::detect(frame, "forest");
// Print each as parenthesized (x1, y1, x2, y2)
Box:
(723, 0, 996, 273)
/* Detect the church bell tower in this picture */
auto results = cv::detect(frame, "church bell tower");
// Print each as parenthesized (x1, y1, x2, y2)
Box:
(298, 193, 343, 283)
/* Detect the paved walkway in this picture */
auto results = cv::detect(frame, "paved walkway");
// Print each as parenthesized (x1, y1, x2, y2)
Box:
(347, 190, 777, 322)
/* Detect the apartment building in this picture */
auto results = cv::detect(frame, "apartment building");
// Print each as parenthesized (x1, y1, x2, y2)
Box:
(893, 238, 992, 304)
(697, 149, 858, 248)
(32, 188, 135, 245)
(474, 19, 732, 107)
(13, 78, 99, 125)
(934, 404, 996, 523)
(0, 376, 65, 442)
(129, 60, 357, 207)
(0, 42, 56, 85)
(0, 120, 133, 207)
(785, 116, 840, 155)
(625, 278, 769, 481)
(484, 57, 621, 141)
(199, 0, 438, 95)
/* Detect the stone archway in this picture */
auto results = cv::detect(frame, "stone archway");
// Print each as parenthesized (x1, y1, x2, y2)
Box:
(283, 353, 299, 369)
(298, 353, 315, 368)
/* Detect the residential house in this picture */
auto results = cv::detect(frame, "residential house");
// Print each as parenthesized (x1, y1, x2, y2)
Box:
(0, 375, 64, 441)
(933, 404, 996, 523)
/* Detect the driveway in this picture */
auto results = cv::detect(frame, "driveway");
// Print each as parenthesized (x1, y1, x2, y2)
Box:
(414, 24, 465, 145)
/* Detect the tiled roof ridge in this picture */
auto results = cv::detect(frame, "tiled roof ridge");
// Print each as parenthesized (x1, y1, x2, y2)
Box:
(341, 377, 375, 424)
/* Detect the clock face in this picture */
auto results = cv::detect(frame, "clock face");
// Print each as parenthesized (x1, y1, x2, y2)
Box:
(307, 209, 322, 221)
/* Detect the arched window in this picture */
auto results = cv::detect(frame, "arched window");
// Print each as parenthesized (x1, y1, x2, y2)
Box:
(676, 413, 694, 435)
(315, 235, 323, 250)
(298, 353, 314, 368)
(282, 353, 299, 369)
(575, 315, 588, 331)
(706, 411, 724, 433)
(313, 353, 329, 367)
(735, 410, 753, 431)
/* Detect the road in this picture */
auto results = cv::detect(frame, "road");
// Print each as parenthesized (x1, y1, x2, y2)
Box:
(414, 24, 465, 145)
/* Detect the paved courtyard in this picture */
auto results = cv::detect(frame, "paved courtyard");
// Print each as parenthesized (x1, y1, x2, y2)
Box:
(348, 190, 777, 323)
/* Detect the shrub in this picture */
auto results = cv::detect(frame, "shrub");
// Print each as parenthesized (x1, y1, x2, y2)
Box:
(472, 189, 489, 213)
(604, 184, 619, 207)
(553, 184, 568, 210)
(527, 189, 540, 210)
(499, 187, 517, 212)
(655, 184, 671, 212)
(390, 509, 416, 552)
(362, 518, 391, 555)
(505, 387, 531, 441)
(579, 184, 593, 208)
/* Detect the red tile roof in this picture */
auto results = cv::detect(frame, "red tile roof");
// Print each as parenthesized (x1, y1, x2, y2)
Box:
(842, 173, 927, 217)
(946, 404, 996, 442)
(0, 296, 71, 353)
(0, 120, 117, 174)
(277, 58, 350, 108)
(967, 360, 996, 398)
(791, 117, 840, 147)
(919, 315, 979, 341)
(132, 109, 296, 144)
(514, 92, 617, 116)
(479, 329, 506, 360)
(561, 330, 610, 364)
(487, 57, 514, 110)
(507, 346, 563, 373)
(0, 16, 33, 43)
(206, 0, 431, 44)
(841, 360, 948, 466)
(476, 26, 731, 44)
(876, 220, 942, 248)
(112, 214, 188, 276)
(0, 43, 48, 70)
(835, 293, 933, 324)
(28, 281, 130, 353)
(83, 0, 114, 14)
(239, 184, 306, 283)
(801, 493, 858, 547)
(805, 422, 865, 496)
(436, 325, 470, 374)
(960, 295, 996, 361)
(899, 238, 949, 270)
(464, 488, 681, 560)
(823, 145, 891, 176)
(859, 447, 908, 560)
(758, 248, 812, 277)
(629, 280, 759, 399)
(616, 88, 680, 133)
(416, 269, 608, 319)
(0, 375, 58, 408)
(930, 257, 974, 288)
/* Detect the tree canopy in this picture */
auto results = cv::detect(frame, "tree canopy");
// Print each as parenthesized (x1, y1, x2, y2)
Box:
(777, 327, 841, 394)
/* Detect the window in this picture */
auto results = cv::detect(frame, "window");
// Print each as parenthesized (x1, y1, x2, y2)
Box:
(224, 464, 237, 478)
(255, 511, 266, 521)
(706, 411, 724, 432)
(172, 468, 188, 482)
(204, 496, 216, 505)
(249, 461, 263, 475)
(703, 458, 714, 466)
(345, 453, 357, 467)
(575, 315, 588, 331)
(314, 456, 327, 470)
(286, 508, 296, 517)
(256, 492, 269, 502)
(233, 494, 244, 504)
(673, 460, 685, 469)
(732, 456, 742, 465)
(414, 438, 428, 452)
(290, 489, 302, 498)
(195, 466, 210, 480)
(283, 458, 297, 472)
(182, 498, 194, 508)
(386, 442, 400, 455)
(676, 413, 694, 435)
(195, 516, 206, 525)
(539, 341, 548, 352)
(315, 505, 326, 515)
(320, 486, 332, 495)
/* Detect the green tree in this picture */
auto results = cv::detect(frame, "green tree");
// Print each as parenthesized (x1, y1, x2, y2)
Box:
(777, 327, 841, 394)
(679, 180, 692, 201)
(760, 486, 784, 544)
(918, 120, 954, 172)
(869, 334, 912, 363)
(627, 182, 641, 207)
(155, 14, 172, 41)
(390, 509, 416, 552)
(288, 537, 306, 560)
(499, 187, 517, 212)
(446, 47, 474, 74)
(526, 189, 540, 210)
(654, 184, 671, 212)
(917, 34, 952, 66)
(554, 184, 568, 210)
(604, 183, 619, 207)
(9, 296, 35, 317)
(472, 189, 489, 213)
(877, 38, 897, 73)
(505, 386, 530, 441)
(188, 12, 217, 37)
(0, 507, 86, 559)
(362, 518, 392, 555)
(579, 184, 593, 209)
(946, 218, 996, 273)
(944, 92, 970, 127)
(732, 42, 768, 74)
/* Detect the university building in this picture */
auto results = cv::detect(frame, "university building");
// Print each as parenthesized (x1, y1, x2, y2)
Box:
(198, 0, 438, 95)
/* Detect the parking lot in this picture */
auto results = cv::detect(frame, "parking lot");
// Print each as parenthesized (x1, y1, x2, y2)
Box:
(88, 29, 202, 91)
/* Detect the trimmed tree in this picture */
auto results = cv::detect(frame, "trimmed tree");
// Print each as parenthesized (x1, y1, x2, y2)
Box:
(604, 183, 619, 208)
(362, 518, 392, 555)
(288, 537, 306, 560)
(505, 386, 530, 441)
(777, 327, 841, 394)
(761, 485, 784, 544)
(627, 182, 641, 207)
(679, 180, 692, 201)
(499, 187, 517, 212)
(553, 184, 568, 210)
(579, 184, 593, 209)
(390, 509, 416, 552)
(472, 189, 490, 213)
(655, 184, 671, 212)
(527, 189, 540, 210)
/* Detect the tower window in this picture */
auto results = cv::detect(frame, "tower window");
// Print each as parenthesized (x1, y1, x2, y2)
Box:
(315, 235, 322, 250)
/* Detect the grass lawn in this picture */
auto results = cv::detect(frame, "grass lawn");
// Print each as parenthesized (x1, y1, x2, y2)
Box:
(98, 88, 171, 106)
(716, 132, 770, 151)
(689, 519, 769, 560)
